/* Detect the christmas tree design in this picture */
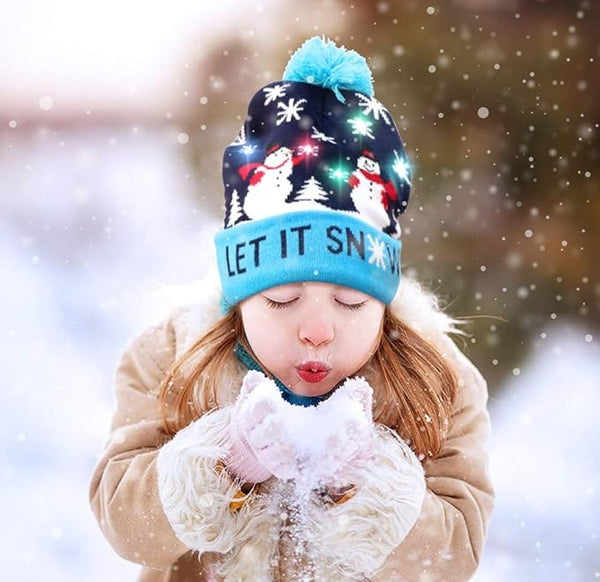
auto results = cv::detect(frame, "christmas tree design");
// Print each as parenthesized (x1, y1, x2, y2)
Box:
(293, 176, 329, 204)
(226, 189, 244, 226)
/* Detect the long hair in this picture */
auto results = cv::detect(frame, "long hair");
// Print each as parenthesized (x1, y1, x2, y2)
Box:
(158, 307, 457, 458)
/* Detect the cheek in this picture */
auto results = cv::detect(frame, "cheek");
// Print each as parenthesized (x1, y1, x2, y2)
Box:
(242, 310, 289, 361)
(340, 312, 383, 366)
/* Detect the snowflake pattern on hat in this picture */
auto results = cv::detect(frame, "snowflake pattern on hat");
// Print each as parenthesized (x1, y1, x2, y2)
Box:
(222, 81, 411, 236)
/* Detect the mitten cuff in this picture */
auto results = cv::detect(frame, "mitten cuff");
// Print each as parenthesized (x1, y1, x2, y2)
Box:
(156, 407, 246, 554)
(311, 424, 426, 579)
(225, 433, 273, 484)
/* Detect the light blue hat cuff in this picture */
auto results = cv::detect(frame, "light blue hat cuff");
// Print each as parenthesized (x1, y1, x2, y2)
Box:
(214, 210, 401, 307)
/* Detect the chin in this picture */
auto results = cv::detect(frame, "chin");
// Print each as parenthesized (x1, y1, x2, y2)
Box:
(295, 380, 337, 398)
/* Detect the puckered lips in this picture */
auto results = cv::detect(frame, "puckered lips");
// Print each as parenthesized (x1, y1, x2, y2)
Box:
(295, 361, 331, 383)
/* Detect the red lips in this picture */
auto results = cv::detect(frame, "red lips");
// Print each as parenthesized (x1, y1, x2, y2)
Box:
(296, 361, 331, 383)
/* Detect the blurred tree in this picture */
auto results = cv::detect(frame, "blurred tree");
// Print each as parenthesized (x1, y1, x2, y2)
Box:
(343, 0, 599, 391)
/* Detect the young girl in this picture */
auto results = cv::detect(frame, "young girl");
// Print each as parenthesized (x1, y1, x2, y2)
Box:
(90, 37, 494, 582)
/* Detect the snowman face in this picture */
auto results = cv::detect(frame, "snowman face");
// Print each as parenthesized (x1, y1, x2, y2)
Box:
(357, 155, 380, 174)
(265, 146, 293, 166)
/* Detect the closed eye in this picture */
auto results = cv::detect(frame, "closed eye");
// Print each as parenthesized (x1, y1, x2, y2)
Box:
(264, 297, 299, 310)
(335, 299, 367, 311)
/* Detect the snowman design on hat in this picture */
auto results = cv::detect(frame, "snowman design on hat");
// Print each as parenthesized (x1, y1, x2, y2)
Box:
(239, 144, 307, 220)
(348, 150, 398, 230)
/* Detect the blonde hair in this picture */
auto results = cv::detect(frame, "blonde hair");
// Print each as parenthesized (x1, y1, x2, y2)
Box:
(159, 307, 457, 459)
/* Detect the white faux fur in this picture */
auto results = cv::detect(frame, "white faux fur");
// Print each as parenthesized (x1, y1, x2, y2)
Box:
(156, 407, 241, 554)
(157, 400, 425, 581)
(156, 406, 281, 582)
(310, 425, 426, 579)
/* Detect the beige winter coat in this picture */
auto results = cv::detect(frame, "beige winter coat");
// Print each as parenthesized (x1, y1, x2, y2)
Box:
(89, 275, 494, 581)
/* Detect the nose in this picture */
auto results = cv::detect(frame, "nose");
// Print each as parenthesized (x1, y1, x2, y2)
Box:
(299, 318, 334, 347)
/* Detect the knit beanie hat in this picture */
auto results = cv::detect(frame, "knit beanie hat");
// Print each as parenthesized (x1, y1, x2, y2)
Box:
(214, 37, 411, 309)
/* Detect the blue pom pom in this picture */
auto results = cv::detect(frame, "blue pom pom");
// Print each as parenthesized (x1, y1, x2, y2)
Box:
(283, 36, 374, 103)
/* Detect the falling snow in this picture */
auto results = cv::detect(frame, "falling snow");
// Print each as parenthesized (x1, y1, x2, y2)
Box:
(2, 1, 599, 580)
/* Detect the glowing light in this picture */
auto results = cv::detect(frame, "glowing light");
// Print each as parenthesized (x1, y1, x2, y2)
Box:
(241, 144, 257, 155)
(298, 143, 319, 156)
(347, 116, 374, 139)
(329, 166, 349, 181)
(392, 150, 411, 184)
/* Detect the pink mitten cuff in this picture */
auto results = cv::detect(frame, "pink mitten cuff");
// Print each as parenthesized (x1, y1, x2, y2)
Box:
(224, 370, 296, 484)
(225, 432, 273, 485)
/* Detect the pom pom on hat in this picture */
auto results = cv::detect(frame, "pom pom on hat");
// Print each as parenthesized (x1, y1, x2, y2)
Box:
(283, 36, 373, 103)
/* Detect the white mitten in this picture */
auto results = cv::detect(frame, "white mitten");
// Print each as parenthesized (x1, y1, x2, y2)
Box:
(225, 371, 299, 484)
(307, 377, 375, 488)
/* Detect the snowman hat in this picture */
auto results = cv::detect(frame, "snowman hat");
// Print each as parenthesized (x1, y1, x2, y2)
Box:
(361, 150, 376, 160)
(214, 36, 411, 310)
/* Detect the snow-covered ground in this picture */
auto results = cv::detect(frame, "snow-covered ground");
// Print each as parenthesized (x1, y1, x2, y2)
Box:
(474, 325, 600, 582)
(1, 127, 598, 581)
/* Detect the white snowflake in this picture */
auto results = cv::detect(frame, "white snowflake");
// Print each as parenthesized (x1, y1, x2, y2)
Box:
(392, 150, 411, 184)
(298, 143, 319, 157)
(241, 144, 257, 155)
(276, 98, 308, 125)
(311, 126, 337, 144)
(367, 235, 387, 269)
(328, 167, 349, 181)
(355, 93, 391, 125)
(263, 83, 290, 106)
(230, 126, 246, 146)
(347, 116, 375, 139)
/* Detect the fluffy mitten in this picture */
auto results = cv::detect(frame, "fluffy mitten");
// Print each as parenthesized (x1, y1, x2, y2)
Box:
(309, 377, 375, 487)
(225, 370, 298, 484)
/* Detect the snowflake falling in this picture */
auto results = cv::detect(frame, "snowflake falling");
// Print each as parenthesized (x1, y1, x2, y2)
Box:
(355, 94, 391, 125)
(392, 150, 411, 184)
(367, 235, 387, 269)
(263, 83, 290, 106)
(276, 98, 308, 125)
(311, 126, 337, 144)
(348, 116, 375, 139)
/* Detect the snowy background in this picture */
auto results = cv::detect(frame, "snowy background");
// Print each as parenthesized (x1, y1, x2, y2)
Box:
(2, 2, 599, 581)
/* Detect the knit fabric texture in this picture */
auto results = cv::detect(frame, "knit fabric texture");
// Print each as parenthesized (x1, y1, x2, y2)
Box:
(214, 37, 411, 308)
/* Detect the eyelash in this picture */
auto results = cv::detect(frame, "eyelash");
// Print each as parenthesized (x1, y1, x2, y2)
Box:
(264, 298, 366, 311)
(265, 298, 297, 310)
(336, 299, 367, 311)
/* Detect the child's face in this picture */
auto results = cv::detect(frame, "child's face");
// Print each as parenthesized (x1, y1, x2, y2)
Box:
(240, 282, 385, 397)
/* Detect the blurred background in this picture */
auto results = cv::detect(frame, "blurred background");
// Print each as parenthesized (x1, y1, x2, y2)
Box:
(1, 0, 598, 580)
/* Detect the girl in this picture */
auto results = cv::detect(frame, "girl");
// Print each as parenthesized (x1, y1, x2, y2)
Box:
(90, 37, 494, 581)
